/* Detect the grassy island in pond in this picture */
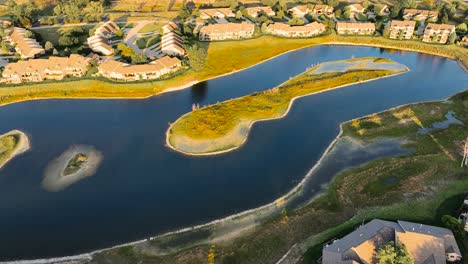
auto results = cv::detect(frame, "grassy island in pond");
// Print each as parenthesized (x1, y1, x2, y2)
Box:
(0, 130, 30, 169)
(63, 153, 89, 176)
(167, 57, 409, 155)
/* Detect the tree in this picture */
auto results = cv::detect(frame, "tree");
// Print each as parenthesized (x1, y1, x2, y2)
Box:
(121, 47, 136, 61)
(376, 242, 414, 264)
(456, 23, 467, 34)
(58, 34, 79, 47)
(448, 32, 457, 44)
(288, 16, 305, 26)
(401, 0, 416, 8)
(236, 10, 243, 19)
(390, 5, 401, 18)
(186, 44, 207, 72)
(131, 53, 148, 64)
(7, 0, 39, 27)
(52, 48, 59, 55)
(114, 29, 124, 38)
(382, 24, 391, 38)
(45, 41, 54, 52)
(440, 11, 449, 24)
(24, 30, 34, 38)
(326, 0, 338, 8)
(442, 215, 465, 240)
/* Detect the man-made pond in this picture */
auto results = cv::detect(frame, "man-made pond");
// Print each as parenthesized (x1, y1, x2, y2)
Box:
(0, 45, 466, 260)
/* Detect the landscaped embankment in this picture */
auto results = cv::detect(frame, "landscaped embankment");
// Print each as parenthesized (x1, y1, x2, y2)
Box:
(0, 130, 30, 169)
(166, 57, 409, 155)
(0, 34, 465, 107)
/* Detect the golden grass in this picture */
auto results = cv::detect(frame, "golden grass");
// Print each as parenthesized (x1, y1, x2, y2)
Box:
(0, 34, 466, 107)
(167, 57, 408, 154)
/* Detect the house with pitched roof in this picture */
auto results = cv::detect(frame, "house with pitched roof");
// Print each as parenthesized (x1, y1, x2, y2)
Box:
(389, 20, 416, 39)
(246, 6, 275, 18)
(322, 219, 462, 264)
(1, 54, 91, 84)
(266, 22, 326, 38)
(423, 23, 455, 44)
(98, 56, 182, 81)
(7, 27, 45, 59)
(87, 21, 120, 56)
(199, 8, 235, 20)
(312, 5, 334, 16)
(199, 22, 255, 41)
(336, 22, 375, 35)
(288, 5, 310, 18)
(403, 9, 438, 22)
(348, 4, 366, 13)
(161, 32, 185, 57)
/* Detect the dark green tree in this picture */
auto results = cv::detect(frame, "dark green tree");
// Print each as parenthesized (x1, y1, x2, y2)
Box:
(186, 44, 207, 72)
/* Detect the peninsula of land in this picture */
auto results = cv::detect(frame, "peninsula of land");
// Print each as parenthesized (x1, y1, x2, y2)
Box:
(0, 130, 30, 169)
(166, 57, 409, 155)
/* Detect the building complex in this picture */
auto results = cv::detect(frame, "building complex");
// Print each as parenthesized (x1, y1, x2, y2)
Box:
(423, 23, 455, 44)
(267, 22, 326, 38)
(1, 54, 91, 83)
(199, 22, 255, 41)
(336, 22, 375, 35)
(87, 21, 120, 56)
(323, 219, 462, 264)
(7, 27, 45, 59)
(389, 20, 416, 39)
(98, 56, 182, 81)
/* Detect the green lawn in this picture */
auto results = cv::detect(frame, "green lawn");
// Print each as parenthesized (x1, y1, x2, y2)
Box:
(31, 25, 95, 47)
(138, 22, 163, 33)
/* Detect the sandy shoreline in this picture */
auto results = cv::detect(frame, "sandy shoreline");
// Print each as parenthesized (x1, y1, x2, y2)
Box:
(166, 68, 410, 156)
(0, 130, 30, 170)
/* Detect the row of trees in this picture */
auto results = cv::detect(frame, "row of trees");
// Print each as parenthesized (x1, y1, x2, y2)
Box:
(6, 0, 109, 27)
(116, 43, 148, 64)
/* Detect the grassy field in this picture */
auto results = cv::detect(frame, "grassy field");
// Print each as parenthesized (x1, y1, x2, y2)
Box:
(138, 22, 163, 33)
(91, 88, 468, 264)
(167, 57, 408, 155)
(0, 34, 466, 107)
(31, 25, 96, 46)
(0, 132, 19, 168)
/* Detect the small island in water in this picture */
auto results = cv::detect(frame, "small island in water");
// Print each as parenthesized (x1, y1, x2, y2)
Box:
(42, 145, 103, 192)
(166, 57, 409, 155)
(0, 130, 30, 169)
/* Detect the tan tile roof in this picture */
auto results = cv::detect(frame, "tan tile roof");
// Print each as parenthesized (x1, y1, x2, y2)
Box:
(425, 23, 455, 32)
(200, 8, 234, 17)
(199, 22, 255, 35)
(397, 231, 446, 264)
(404, 9, 438, 18)
(9, 27, 45, 58)
(390, 20, 416, 28)
(267, 22, 326, 33)
(99, 56, 181, 75)
(2, 55, 90, 77)
(336, 22, 375, 30)
(246, 6, 274, 16)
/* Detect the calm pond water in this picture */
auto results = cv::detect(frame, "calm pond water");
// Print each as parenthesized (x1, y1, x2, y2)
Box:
(0, 45, 467, 260)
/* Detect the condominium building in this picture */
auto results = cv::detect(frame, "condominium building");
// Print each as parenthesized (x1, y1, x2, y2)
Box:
(266, 22, 326, 38)
(423, 23, 455, 44)
(199, 22, 255, 41)
(1, 54, 91, 84)
(336, 22, 375, 35)
(288, 4, 333, 17)
(403, 9, 438, 21)
(7, 27, 45, 59)
(389, 20, 416, 39)
(161, 32, 185, 57)
(199, 8, 235, 20)
(246, 6, 275, 18)
(87, 21, 120, 56)
(98, 56, 182, 81)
